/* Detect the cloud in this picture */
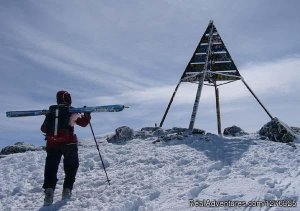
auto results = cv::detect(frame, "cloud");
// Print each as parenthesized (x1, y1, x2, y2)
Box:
(83, 56, 300, 107)
(10, 23, 154, 92)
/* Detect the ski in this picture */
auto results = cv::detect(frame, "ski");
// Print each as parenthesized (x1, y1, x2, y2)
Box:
(6, 105, 127, 118)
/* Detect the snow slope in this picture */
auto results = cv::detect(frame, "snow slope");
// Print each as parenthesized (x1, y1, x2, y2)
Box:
(0, 132, 300, 211)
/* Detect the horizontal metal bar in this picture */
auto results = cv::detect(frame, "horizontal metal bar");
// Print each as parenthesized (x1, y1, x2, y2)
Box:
(213, 60, 232, 64)
(217, 80, 237, 86)
(200, 42, 222, 46)
(212, 51, 227, 54)
(185, 71, 203, 77)
(190, 62, 205, 65)
(185, 71, 202, 75)
(205, 32, 218, 36)
(185, 70, 237, 74)
(181, 72, 202, 81)
(213, 70, 238, 73)
(195, 51, 227, 56)
(181, 78, 198, 82)
(206, 71, 241, 79)
(204, 83, 215, 86)
(185, 70, 238, 75)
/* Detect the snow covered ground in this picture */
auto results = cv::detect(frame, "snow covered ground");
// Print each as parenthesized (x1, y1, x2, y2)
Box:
(0, 131, 300, 211)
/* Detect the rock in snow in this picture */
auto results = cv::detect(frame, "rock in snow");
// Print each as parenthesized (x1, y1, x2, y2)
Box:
(223, 125, 248, 137)
(107, 126, 134, 143)
(259, 118, 298, 143)
(108, 126, 206, 143)
(0, 142, 43, 156)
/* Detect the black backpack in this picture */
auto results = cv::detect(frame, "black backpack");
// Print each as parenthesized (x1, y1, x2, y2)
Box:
(44, 105, 72, 135)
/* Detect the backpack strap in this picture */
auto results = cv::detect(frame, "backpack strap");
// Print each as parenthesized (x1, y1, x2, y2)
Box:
(54, 108, 59, 137)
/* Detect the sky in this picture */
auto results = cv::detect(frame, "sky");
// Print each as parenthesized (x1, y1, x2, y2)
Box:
(0, 0, 299, 148)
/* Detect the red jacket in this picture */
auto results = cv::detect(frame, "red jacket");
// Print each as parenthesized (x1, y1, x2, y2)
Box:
(41, 112, 91, 147)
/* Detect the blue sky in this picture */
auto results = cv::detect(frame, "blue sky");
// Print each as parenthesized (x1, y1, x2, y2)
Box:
(1, 0, 299, 148)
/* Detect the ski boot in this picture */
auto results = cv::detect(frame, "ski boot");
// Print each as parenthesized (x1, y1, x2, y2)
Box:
(43, 188, 54, 206)
(62, 188, 72, 200)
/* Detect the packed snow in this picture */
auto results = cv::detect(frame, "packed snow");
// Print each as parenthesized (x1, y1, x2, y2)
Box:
(0, 129, 300, 211)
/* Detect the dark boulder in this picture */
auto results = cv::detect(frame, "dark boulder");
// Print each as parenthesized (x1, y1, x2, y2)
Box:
(192, 128, 206, 135)
(137, 127, 165, 138)
(259, 118, 297, 143)
(153, 127, 205, 143)
(0, 142, 43, 155)
(107, 126, 134, 143)
(166, 127, 190, 134)
(223, 125, 248, 137)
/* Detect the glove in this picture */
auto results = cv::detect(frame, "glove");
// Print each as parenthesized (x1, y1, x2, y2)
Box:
(83, 106, 91, 119)
(84, 112, 91, 118)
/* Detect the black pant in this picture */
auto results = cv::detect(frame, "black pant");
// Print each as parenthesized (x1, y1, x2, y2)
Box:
(43, 144, 79, 190)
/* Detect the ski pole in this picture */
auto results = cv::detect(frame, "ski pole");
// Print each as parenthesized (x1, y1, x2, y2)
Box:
(89, 122, 111, 185)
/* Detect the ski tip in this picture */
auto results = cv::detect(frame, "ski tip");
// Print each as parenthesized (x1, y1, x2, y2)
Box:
(6, 112, 10, 118)
(6, 111, 18, 118)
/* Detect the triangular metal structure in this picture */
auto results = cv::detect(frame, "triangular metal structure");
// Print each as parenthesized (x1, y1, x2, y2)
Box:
(181, 21, 241, 83)
(160, 20, 273, 134)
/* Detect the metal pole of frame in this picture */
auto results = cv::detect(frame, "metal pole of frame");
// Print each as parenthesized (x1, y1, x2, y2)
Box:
(159, 80, 182, 127)
(241, 78, 273, 119)
(188, 22, 214, 130)
(214, 82, 222, 135)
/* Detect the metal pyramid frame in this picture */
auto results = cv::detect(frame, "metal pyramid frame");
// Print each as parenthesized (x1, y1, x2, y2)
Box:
(160, 20, 273, 134)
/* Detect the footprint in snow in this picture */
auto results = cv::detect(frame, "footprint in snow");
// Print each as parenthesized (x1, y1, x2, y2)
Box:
(266, 187, 283, 198)
(176, 158, 191, 166)
(272, 167, 288, 173)
(257, 177, 271, 185)
(264, 192, 276, 200)
(208, 161, 223, 172)
(219, 167, 231, 176)
(266, 180, 276, 188)
(258, 177, 277, 189)
(188, 183, 209, 198)
(149, 190, 161, 201)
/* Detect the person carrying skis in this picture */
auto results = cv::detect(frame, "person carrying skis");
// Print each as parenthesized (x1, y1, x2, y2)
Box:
(41, 90, 91, 206)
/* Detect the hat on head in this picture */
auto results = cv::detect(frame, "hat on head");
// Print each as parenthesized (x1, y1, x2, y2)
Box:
(56, 90, 72, 105)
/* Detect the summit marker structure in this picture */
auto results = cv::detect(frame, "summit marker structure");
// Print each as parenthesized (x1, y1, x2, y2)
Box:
(160, 20, 273, 134)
